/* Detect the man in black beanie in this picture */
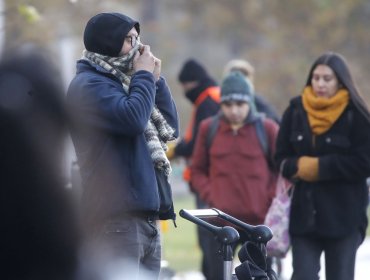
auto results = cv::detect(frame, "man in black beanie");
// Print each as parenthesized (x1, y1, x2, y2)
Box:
(67, 12, 179, 280)
(166, 58, 220, 279)
(168, 59, 220, 165)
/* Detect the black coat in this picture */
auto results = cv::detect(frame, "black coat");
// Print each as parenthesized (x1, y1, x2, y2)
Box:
(275, 96, 370, 240)
(175, 78, 220, 157)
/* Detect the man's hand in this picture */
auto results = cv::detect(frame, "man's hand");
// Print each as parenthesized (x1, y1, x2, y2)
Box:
(166, 141, 176, 160)
(153, 57, 161, 81)
(133, 45, 155, 73)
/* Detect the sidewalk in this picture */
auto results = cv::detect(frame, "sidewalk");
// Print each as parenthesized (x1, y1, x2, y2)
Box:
(280, 237, 370, 280)
(173, 237, 370, 280)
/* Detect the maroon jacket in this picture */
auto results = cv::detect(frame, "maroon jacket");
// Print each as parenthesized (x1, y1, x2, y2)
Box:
(191, 116, 279, 225)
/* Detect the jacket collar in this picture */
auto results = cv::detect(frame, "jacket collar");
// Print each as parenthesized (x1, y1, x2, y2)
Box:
(77, 59, 111, 75)
(218, 110, 263, 132)
(76, 59, 121, 84)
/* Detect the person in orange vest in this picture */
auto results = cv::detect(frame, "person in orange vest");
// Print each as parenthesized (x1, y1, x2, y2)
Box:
(167, 59, 220, 279)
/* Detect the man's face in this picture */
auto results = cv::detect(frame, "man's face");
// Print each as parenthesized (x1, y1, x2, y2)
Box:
(221, 100, 250, 126)
(120, 27, 140, 56)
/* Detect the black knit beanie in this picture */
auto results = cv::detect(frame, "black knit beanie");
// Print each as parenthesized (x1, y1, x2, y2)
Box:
(178, 59, 210, 83)
(83, 12, 140, 57)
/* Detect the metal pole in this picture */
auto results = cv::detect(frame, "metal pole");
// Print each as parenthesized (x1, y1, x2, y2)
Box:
(223, 245, 234, 280)
(223, 260, 233, 280)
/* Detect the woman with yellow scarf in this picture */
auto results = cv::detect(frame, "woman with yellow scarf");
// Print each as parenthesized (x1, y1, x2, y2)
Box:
(275, 52, 370, 280)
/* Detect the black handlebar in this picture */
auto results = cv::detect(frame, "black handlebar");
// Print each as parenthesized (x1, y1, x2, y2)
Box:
(179, 208, 273, 244)
(179, 208, 240, 245)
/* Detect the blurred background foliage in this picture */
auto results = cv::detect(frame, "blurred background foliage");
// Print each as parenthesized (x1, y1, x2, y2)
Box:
(2, 0, 370, 129)
(3, 0, 370, 274)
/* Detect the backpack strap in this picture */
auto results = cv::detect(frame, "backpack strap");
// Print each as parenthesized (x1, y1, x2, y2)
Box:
(255, 116, 274, 169)
(206, 114, 220, 150)
(255, 116, 269, 157)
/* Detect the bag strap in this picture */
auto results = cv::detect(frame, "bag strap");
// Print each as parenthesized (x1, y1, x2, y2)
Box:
(206, 114, 220, 150)
(255, 116, 274, 169)
(254, 116, 269, 158)
(276, 160, 293, 194)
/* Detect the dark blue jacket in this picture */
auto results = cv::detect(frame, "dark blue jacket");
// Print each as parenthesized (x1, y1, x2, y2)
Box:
(67, 60, 179, 226)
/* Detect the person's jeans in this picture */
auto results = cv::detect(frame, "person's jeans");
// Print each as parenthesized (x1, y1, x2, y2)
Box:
(81, 214, 161, 280)
(291, 231, 361, 280)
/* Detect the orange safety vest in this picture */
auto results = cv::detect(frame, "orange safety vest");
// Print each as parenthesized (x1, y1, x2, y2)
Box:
(183, 86, 220, 182)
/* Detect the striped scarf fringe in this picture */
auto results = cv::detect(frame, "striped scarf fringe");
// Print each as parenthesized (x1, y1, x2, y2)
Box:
(83, 49, 176, 176)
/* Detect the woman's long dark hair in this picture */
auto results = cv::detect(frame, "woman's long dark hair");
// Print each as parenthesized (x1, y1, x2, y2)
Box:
(305, 52, 370, 122)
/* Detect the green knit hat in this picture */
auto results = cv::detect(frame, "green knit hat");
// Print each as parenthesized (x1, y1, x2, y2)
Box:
(221, 71, 254, 103)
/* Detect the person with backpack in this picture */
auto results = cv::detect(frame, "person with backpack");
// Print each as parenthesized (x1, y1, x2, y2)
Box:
(275, 52, 370, 280)
(190, 71, 279, 280)
(223, 59, 281, 124)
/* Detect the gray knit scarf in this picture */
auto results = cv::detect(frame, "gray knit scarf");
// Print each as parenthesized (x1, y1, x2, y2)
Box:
(82, 45, 176, 176)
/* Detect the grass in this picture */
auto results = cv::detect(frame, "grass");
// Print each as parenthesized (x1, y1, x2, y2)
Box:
(161, 193, 202, 273)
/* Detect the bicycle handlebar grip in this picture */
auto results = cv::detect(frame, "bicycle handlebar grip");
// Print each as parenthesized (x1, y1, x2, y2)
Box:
(216, 226, 240, 245)
(180, 208, 273, 243)
(249, 225, 273, 243)
(212, 208, 273, 243)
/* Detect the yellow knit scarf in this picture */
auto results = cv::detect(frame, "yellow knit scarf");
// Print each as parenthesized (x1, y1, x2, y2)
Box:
(302, 86, 349, 135)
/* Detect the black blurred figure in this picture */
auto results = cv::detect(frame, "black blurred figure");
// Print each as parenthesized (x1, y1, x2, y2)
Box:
(0, 45, 80, 280)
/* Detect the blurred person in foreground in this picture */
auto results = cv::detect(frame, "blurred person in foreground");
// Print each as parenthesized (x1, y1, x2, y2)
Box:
(275, 52, 370, 280)
(67, 12, 179, 280)
(190, 71, 279, 280)
(0, 45, 80, 280)
(166, 59, 220, 279)
(223, 59, 280, 124)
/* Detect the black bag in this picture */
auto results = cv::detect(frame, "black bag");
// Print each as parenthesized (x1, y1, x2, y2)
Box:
(235, 241, 279, 280)
(154, 168, 176, 222)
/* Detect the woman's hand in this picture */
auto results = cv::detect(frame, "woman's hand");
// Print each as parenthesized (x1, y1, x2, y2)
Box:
(295, 156, 319, 182)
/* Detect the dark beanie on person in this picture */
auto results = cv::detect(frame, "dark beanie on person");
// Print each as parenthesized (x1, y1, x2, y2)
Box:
(178, 59, 210, 83)
(221, 71, 254, 103)
(83, 12, 140, 57)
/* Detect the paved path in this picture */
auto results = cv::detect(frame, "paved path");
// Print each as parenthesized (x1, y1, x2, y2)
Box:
(173, 237, 370, 280)
(280, 237, 370, 280)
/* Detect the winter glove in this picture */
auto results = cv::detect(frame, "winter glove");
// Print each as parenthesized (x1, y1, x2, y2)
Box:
(295, 156, 319, 182)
